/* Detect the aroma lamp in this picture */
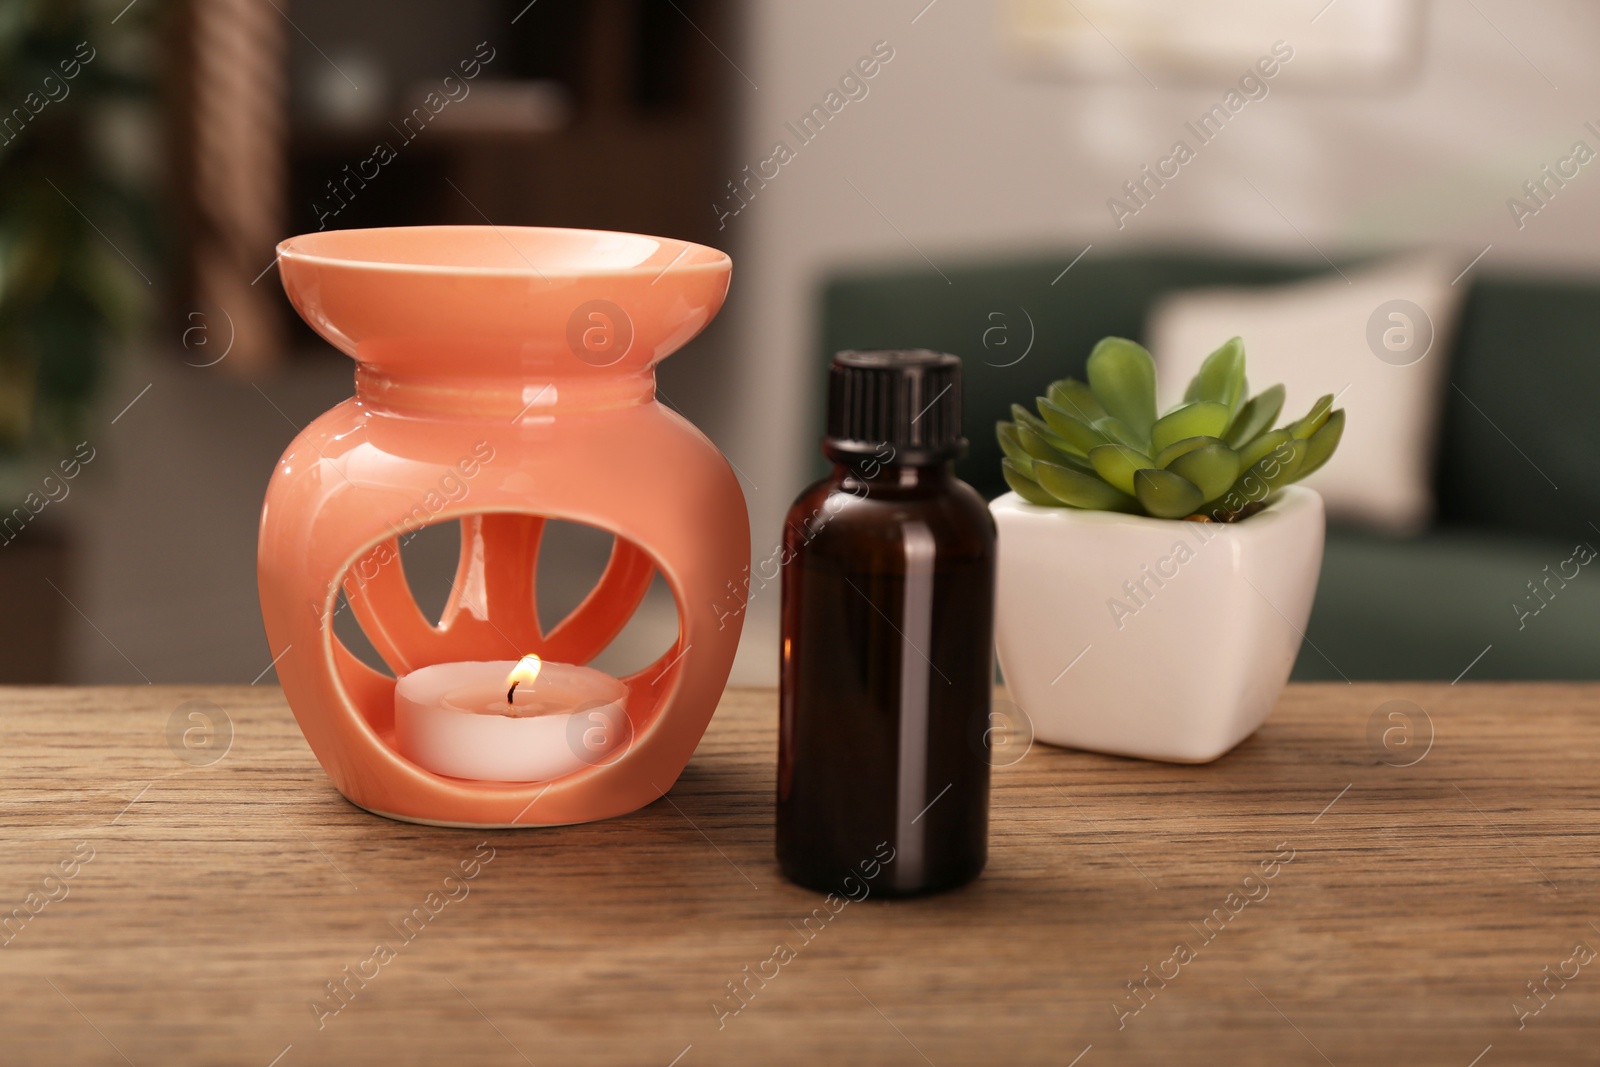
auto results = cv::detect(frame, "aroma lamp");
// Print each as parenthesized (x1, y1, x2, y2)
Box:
(256, 226, 748, 827)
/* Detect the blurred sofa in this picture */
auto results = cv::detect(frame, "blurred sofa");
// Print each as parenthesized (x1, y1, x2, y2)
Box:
(818, 250, 1600, 681)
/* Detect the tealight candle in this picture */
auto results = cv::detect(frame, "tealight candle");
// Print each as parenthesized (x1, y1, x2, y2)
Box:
(394, 655, 629, 782)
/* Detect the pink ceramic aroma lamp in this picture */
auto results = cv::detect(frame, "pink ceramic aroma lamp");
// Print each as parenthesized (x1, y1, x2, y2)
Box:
(257, 226, 748, 827)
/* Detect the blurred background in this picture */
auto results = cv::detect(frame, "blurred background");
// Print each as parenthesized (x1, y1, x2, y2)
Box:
(1, 0, 1595, 687)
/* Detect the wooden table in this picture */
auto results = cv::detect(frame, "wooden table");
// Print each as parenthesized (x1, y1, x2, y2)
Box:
(2, 684, 1597, 1065)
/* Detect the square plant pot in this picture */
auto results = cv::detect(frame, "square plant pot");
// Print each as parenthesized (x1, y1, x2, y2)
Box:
(991, 486, 1325, 763)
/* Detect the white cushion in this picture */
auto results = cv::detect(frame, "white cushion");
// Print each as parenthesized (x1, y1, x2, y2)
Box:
(1146, 254, 1467, 533)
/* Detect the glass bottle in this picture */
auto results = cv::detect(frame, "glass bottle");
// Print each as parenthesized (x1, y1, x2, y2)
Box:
(777, 350, 996, 897)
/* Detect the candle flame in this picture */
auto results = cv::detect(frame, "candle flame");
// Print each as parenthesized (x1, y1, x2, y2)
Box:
(506, 654, 542, 704)
(507, 654, 543, 688)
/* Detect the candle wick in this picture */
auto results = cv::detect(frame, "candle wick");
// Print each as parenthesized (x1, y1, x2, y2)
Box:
(507, 682, 519, 705)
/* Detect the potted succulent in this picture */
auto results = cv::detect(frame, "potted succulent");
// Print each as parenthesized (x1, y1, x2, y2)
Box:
(992, 336, 1344, 763)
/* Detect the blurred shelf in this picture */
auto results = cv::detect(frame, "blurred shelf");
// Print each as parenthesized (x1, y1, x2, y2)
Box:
(167, 0, 734, 369)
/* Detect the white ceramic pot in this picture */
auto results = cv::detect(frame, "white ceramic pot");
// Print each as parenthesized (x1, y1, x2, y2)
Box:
(990, 486, 1325, 763)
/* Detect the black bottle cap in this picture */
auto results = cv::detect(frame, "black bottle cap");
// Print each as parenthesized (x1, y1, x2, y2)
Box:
(825, 349, 965, 463)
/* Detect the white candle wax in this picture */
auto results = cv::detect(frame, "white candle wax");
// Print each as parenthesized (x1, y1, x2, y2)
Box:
(394, 659, 629, 782)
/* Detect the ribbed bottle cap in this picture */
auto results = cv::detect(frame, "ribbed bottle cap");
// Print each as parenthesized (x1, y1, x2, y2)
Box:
(825, 349, 965, 462)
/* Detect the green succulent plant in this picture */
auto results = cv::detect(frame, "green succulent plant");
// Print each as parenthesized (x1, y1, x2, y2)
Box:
(998, 336, 1344, 522)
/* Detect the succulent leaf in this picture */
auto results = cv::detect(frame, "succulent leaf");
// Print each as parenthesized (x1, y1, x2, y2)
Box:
(1183, 336, 1246, 411)
(1154, 435, 1218, 469)
(1086, 337, 1158, 438)
(1037, 398, 1108, 453)
(1091, 415, 1145, 450)
(1292, 408, 1345, 480)
(1017, 420, 1093, 471)
(1208, 438, 1302, 519)
(1046, 378, 1107, 423)
(1088, 443, 1154, 495)
(1289, 393, 1334, 440)
(1237, 428, 1291, 472)
(1150, 401, 1231, 455)
(1163, 440, 1241, 501)
(996, 422, 1035, 475)
(1261, 438, 1308, 489)
(1134, 468, 1204, 519)
(1223, 383, 1285, 449)
(1035, 460, 1139, 511)
(1015, 421, 1066, 462)
(1011, 404, 1074, 452)
(1236, 437, 1304, 494)
(1003, 458, 1059, 505)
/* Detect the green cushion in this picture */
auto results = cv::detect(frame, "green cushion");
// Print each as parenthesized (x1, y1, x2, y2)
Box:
(1297, 527, 1600, 680)
(1436, 277, 1600, 540)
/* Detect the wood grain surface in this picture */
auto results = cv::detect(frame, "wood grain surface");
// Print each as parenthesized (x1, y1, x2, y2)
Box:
(1, 683, 1598, 1066)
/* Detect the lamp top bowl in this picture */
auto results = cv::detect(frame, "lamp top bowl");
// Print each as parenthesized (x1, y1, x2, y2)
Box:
(275, 226, 731, 386)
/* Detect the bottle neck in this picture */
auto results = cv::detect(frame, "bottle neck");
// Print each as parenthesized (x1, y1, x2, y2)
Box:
(829, 455, 956, 493)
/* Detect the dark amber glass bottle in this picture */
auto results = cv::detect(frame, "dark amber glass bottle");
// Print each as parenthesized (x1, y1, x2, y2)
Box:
(777, 350, 995, 897)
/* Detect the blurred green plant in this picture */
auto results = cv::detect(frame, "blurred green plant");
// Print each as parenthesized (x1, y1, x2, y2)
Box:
(998, 336, 1345, 521)
(0, 0, 158, 482)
